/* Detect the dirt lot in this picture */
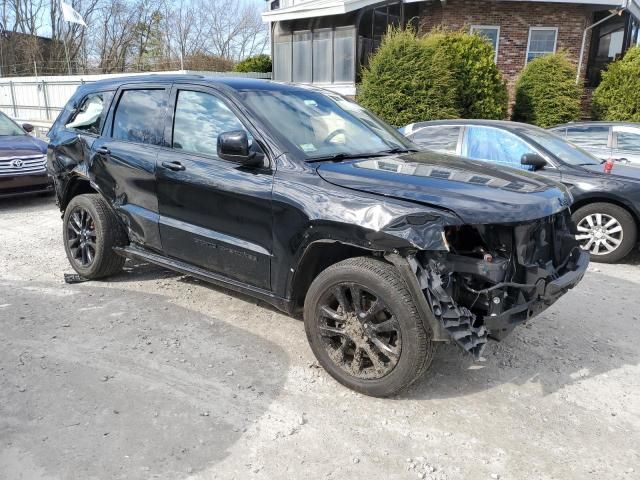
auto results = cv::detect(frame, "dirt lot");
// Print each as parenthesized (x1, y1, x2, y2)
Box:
(1, 195, 639, 480)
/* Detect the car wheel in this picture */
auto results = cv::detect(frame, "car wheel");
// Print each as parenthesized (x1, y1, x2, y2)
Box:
(572, 202, 637, 263)
(303, 257, 433, 397)
(63, 194, 127, 279)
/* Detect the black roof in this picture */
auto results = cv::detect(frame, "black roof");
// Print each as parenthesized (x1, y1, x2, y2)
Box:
(78, 74, 315, 94)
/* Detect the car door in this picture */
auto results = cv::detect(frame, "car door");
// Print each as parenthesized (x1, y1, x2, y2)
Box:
(460, 125, 564, 183)
(155, 84, 273, 290)
(91, 84, 169, 251)
(408, 125, 463, 155)
(563, 125, 612, 161)
(612, 126, 640, 166)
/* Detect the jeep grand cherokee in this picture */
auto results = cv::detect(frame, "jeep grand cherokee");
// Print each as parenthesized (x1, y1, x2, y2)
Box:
(47, 76, 588, 397)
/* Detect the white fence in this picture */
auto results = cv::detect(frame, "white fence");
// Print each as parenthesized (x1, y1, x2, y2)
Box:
(0, 71, 271, 131)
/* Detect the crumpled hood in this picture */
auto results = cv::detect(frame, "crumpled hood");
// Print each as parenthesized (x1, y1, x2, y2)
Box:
(316, 151, 572, 224)
(0, 135, 47, 157)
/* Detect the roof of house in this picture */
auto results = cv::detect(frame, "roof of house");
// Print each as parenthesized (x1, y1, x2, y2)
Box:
(262, 0, 640, 23)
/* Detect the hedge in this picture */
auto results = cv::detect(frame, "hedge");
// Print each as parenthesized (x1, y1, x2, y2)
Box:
(593, 46, 640, 122)
(358, 27, 459, 126)
(511, 52, 582, 127)
(358, 27, 508, 126)
(234, 54, 272, 73)
(423, 28, 508, 119)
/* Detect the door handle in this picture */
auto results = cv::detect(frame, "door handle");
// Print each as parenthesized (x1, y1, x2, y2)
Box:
(162, 161, 186, 171)
(96, 146, 110, 155)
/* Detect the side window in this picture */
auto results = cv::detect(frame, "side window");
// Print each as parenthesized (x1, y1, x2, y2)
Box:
(65, 91, 113, 134)
(172, 90, 250, 157)
(565, 126, 610, 149)
(411, 126, 461, 154)
(463, 126, 532, 169)
(112, 89, 166, 145)
(615, 131, 640, 153)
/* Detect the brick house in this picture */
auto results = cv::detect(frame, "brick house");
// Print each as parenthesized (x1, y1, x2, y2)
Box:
(262, 0, 640, 103)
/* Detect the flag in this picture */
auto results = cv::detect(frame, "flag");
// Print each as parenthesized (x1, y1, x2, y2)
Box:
(61, 2, 87, 27)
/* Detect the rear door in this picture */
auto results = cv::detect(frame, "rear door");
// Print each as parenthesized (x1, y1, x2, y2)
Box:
(92, 84, 170, 251)
(155, 84, 273, 290)
(564, 125, 612, 161)
(612, 126, 640, 166)
(408, 125, 462, 155)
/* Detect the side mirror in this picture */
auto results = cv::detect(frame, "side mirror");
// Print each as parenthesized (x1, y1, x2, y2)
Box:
(521, 153, 547, 170)
(22, 123, 34, 133)
(217, 130, 261, 166)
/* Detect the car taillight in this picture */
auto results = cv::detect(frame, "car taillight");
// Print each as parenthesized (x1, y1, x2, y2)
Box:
(604, 158, 614, 174)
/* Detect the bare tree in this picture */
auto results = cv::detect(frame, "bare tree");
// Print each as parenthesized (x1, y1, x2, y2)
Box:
(0, 0, 269, 76)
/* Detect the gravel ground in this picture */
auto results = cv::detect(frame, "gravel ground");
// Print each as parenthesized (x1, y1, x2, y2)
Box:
(1, 195, 639, 480)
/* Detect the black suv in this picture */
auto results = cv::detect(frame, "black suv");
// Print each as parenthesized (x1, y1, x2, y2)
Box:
(48, 76, 588, 397)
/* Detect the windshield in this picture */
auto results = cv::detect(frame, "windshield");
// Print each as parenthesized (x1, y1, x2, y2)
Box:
(0, 112, 26, 136)
(239, 88, 415, 160)
(522, 128, 601, 166)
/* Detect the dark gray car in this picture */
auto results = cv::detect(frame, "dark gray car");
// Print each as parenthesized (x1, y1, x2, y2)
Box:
(549, 122, 640, 167)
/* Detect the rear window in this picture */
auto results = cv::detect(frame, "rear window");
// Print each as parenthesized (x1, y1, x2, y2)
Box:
(112, 89, 167, 145)
(65, 91, 113, 135)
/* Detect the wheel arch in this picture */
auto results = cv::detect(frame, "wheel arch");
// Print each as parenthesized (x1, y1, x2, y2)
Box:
(60, 175, 99, 211)
(571, 196, 640, 229)
(288, 240, 385, 313)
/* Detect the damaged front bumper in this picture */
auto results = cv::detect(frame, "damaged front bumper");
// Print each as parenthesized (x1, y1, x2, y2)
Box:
(397, 210, 589, 357)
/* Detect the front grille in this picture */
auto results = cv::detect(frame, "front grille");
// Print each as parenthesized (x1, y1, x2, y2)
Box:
(0, 154, 47, 176)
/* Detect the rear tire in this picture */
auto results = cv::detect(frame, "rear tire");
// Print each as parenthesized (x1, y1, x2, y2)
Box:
(63, 194, 127, 279)
(572, 203, 637, 263)
(303, 257, 433, 397)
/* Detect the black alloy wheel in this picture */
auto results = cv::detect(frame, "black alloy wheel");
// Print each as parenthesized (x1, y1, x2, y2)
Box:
(66, 206, 97, 267)
(63, 194, 127, 279)
(304, 257, 433, 397)
(316, 282, 401, 380)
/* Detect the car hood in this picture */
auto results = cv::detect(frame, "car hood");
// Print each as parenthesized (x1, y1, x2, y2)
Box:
(582, 163, 640, 181)
(0, 135, 47, 157)
(316, 151, 572, 224)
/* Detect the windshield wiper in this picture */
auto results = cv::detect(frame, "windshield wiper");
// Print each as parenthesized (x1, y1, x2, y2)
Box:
(379, 147, 421, 154)
(306, 152, 389, 163)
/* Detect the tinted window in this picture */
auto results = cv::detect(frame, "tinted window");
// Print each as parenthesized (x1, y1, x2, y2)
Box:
(172, 90, 248, 157)
(565, 126, 609, 149)
(463, 126, 533, 169)
(112, 89, 166, 145)
(66, 92, 113, 134)
(616, 131, 640, 153)
(411, 126, 460, 154)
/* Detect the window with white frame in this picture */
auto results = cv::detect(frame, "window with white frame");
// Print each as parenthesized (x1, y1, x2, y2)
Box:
(527, 27, 558, 63)
(471, 25, 500, 62)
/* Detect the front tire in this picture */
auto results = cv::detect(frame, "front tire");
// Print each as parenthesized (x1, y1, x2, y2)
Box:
(572, 203, 637, 263)
(63, 194, 127, 279)
(303, 257, 433, 397)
